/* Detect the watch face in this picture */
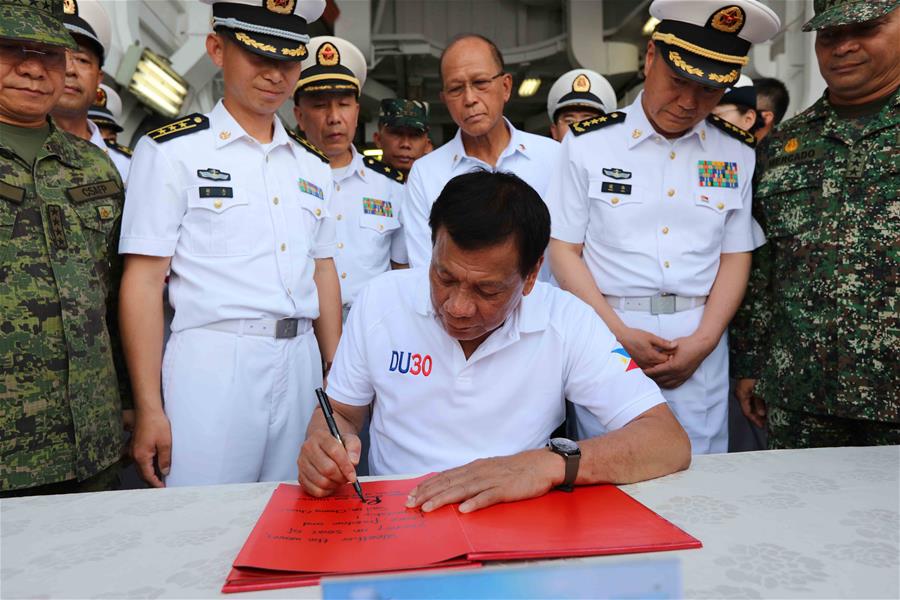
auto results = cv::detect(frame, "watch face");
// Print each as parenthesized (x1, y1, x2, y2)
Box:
(550, 437, 580, 455)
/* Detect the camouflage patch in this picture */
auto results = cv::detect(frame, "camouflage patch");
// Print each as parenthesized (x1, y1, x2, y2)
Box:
(46, 204, 67, 249)
(767, 145, 825, 169)
(0, 180, 25, 204)
(66, 179, 121, 204)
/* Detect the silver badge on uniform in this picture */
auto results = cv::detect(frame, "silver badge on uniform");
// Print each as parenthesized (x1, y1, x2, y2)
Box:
(197, 168, 231, 181)
(602, 167, 632, 180)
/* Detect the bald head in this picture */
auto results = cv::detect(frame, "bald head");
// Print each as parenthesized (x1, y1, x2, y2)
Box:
(440, 34, 504, 82)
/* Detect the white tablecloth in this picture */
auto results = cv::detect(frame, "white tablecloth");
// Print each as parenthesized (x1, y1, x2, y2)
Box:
(1, 446, 898, 599)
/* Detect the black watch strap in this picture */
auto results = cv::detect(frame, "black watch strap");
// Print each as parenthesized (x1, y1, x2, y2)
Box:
(548, 438, 581, 492)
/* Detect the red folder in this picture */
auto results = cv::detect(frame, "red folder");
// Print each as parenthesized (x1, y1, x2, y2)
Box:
(222, 476, 700, 593)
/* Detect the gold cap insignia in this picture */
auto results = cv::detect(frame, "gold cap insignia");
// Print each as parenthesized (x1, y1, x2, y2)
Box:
(784, 138, 799, 154)
(572, 74, 591, 93)
(265, 0, 296, 15)
(317, 42, 340, 67)
(63, 0, 77, 15)
(710, 6, 745, 34)
(94, 87, 107, 108)
(219, 131, 231, 140)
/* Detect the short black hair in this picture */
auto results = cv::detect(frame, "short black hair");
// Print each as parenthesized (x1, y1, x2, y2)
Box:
(753, 77, 790, 125)
(429, 170, 549, 277)
(440, 34, 505, 81)
(293, 88, 358, 107)
(553, 105, 603, 124)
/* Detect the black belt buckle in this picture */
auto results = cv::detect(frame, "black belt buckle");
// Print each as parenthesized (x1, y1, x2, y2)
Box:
(275, 318, 299, 339)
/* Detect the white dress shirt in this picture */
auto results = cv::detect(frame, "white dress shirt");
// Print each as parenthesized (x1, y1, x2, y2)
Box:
(88, 119, 130, 183)
(401, 118, 559, 270)
(549, 93, 764, 298)
(327, 269, 665, 476)
(119, 100, 335, 331)
(330, 147, 407, 307)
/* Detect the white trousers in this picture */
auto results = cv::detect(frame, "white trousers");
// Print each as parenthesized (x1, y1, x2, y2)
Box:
(162, 327, 321, 486)
(575, 305, 729, 454)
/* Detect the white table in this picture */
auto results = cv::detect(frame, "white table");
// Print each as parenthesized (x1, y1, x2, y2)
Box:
(2, 446, 898, 599)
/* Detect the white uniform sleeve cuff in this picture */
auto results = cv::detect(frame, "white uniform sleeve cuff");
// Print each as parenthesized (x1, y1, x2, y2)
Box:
(118, 237, 177, 256)
(324, 383, 372, 407)
(550, 224, 586, 245)
(311, 241, 336, 259)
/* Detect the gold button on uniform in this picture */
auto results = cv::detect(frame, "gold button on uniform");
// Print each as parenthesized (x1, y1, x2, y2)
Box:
(315, 208, 321, 216)
(667, 189, 675, 197)
(378, 224, 384, 231)
(664, 261, 671, 268)
(280, 243, 286, 252)
(337, 214, 342, 220)
(337, 242, 344, 249)
(335, 184, 341, 192)
(273, 196, 279, 205)
(611, 197, 620, 205)
(213, 200, 223, 209)
(669, 151, 676, 160)
(662, 227, 669, 235)
(340, 272, 347, 279)
(716, 202, 725, 210)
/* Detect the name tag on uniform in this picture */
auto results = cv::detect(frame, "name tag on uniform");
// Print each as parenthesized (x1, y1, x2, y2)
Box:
(698, 160, 738, 188)
(363, 197, 393, 217)
(298, 178, 324, 200)
(199, 187, 233, 198)
(66, 179, 121, 204)
(601, 182, 632, 195)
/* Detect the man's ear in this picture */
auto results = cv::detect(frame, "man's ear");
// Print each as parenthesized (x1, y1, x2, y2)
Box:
(522, 255, 543, 296)
(373, 130, 383, 148)
(206, 33, 225, 68)
(292, 104, 303, 129)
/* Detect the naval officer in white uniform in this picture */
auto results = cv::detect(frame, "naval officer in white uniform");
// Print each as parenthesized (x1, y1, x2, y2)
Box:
(548, 0, 780, 454)
(119, 0, 342, 487)
(292, 36, 408, 318)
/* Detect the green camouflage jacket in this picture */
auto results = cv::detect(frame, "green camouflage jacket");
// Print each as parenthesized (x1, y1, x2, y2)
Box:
(1, 120, 127, 490)
(731, 89, 899, 423)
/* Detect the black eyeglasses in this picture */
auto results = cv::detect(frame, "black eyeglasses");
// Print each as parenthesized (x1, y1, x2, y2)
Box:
(443, 72, 506, 99)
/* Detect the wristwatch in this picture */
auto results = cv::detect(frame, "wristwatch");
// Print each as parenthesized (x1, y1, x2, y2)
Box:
(547, 437, 581, 492)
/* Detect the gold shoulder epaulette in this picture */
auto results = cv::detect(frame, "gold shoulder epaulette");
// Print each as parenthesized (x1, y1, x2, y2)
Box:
(147, 113, 209, 143)
(707, 114, 756, 147)
(569, 111, 626, 137)
(287, 129, 329, 163)
(104, 139, 133, 157)
(363, 156, 405, 183)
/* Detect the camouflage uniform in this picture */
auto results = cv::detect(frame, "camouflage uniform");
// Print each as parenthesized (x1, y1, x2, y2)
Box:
(0, 0, 126, 493)
(730, 88, 900, 448)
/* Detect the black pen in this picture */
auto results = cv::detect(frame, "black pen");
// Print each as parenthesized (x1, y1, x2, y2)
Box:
(315, 387, 365, 503)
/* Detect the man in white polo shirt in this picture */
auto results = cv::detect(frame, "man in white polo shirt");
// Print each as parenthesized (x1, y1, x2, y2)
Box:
(400, 34, 559, 278)
(298, 171, 690, 513)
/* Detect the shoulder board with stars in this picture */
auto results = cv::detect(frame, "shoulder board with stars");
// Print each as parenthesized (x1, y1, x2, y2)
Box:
(363, 156, 405, 184)
(147, 113, 209, 143)
(287, 129, 329, 163)
(706, 114, 756, 148)
(104, 139, 133, 157)
(569, 111, 626, 137)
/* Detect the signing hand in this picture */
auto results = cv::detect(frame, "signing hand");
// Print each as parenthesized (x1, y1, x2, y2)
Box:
(131, 409, 172, 488)
(406, 449, 562, 514)
(616, 327, 678, 369)
(643, 334, 714, 389)
(297, 429, 361, 497)
(735, 378, 766, 427)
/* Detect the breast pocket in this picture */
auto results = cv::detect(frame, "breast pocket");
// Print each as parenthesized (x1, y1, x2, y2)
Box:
(690, 190, 743, 252)
(357, 213, 401, 268)
(586, 179, 645, 250)
(295, 191, 327, 257)
(184, 187, 250, 256)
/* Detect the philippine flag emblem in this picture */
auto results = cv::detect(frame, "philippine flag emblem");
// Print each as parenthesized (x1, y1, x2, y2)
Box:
(612, 346, 640, 372)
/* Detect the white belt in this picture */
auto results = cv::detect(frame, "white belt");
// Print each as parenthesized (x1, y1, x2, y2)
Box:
(202, 318, 311, 339)
(605, 294, 707, 315)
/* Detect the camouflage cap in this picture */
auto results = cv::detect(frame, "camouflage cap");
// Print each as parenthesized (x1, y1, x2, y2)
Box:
(802, 0, 900, 31)
(0, 0, 77, 48)
(378, 99, 429, 132)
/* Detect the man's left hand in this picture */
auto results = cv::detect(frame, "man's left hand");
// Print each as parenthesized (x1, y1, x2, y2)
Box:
(406, 449, 562, 513)
(643, 334, 714, 389)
